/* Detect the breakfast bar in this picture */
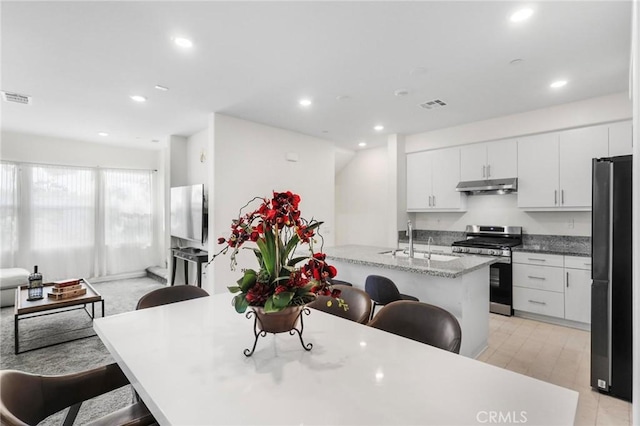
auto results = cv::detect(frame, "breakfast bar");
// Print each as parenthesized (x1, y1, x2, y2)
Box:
(323, 245, 497, 358)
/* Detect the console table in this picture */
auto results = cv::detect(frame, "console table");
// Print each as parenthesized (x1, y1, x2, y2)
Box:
(171, 248, 208, 288)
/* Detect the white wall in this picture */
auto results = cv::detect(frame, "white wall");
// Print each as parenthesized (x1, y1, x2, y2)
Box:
(1, 131, 161, 169)
(412, 194, 591, 236)
(336, 145, 391, 247)
(208, 114, 335, 295)
(405, 92, 632, 153)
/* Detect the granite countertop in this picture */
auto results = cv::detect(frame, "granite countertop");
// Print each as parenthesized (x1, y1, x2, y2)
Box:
(323, 245, 497, 279)
(512, 247, 590, 257)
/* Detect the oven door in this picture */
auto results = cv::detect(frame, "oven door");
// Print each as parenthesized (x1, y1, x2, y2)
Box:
(490, 261, 513, 316)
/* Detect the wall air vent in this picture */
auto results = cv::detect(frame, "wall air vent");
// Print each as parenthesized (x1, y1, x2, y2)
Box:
(419, 99, 447, 110)
(2, 91, 31, 105)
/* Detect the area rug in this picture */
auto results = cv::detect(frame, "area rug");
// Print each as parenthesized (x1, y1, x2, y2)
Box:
(0, 277, 165, 425)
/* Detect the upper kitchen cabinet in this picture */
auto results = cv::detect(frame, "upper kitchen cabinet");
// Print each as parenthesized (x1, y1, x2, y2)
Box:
(406, 147, 466, 212)
(517, 133, 560, 209)
(460, 139, 518, 181)
(558, 125, 609, 208)
(608, 121, 633, 156)
(518, 125, 608, 210)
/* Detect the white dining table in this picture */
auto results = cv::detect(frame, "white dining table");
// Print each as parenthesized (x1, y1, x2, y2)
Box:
(94, 293, 578, 426)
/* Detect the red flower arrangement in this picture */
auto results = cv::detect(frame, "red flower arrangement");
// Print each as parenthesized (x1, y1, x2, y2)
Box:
(214, 191, 346, 313)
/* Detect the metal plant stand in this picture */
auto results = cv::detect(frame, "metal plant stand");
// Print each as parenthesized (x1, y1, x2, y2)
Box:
(243, 307, 313, 356)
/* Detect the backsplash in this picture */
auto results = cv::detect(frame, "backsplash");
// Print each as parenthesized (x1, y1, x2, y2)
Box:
(399, 229, 591, 255)
(520, 234, 591, 256)
(398, 229, 465, 246)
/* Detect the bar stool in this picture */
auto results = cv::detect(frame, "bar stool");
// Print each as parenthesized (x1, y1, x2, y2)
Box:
(364, 275, 419, 319)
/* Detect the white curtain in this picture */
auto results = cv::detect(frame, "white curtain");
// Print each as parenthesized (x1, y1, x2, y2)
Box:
(99, 169, 155, 277)
(0, 162, 158, 281)
(19, 164, 96, 280)
(0, 163, 18, 266)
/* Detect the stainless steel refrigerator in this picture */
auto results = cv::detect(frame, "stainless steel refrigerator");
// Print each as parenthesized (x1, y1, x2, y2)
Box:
(591, 155, 632, 402)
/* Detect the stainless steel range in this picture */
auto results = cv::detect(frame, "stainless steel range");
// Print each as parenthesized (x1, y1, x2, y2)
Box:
(452, 225, 522, 316)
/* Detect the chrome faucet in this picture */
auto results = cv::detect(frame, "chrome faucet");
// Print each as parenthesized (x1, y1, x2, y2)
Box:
(427, 236, 434, 260)
(406, 220, 414, 258)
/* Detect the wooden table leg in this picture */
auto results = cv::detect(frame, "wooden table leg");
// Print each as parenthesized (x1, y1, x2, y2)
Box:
(184, 260, 189, 285)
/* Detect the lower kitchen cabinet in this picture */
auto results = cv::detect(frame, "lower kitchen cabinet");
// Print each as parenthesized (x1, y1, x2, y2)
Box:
(564, 256, 592, 324)
(513, 253, 565, 318)
(513, 252, 592, 326)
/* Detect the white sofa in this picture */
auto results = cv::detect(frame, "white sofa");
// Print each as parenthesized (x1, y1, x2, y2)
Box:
(0, 268, 30, 307)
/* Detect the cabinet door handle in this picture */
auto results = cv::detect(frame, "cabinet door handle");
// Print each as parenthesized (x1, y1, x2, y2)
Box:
(566, 272, 569, 288)
(487, 164, 491, 178)
(433, 196, 436, 206)
(527, 276, 546, 280)
(527, 258, 546, 262)
(528, 300, 547, 305)
(428, 195, 432, 207)
(561, 189, 565, 205)
(554, 190, 558, 205)
(482, 165, 486, 178)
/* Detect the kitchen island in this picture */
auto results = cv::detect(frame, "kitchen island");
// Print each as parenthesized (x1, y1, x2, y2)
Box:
(324, 245, 497, 358)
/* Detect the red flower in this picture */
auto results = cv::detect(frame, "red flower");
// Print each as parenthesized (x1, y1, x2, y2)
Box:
(217, 237, 226, 244)
(275, 285, 288, 294)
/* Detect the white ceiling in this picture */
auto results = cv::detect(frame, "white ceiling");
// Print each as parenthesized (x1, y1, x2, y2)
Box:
(0, 1, 632, 151)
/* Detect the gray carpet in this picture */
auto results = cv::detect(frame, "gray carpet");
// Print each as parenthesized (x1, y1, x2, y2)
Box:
(0, 277, 165, 425)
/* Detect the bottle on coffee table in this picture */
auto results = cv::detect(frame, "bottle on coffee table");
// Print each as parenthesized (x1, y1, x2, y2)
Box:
(27, 265, 43, 301)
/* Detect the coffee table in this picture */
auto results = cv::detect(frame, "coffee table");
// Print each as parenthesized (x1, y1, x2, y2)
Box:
(14, 279, 104, 354)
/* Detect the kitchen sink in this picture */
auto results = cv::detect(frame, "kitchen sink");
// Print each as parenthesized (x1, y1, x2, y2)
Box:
(380, 250, 459, 261)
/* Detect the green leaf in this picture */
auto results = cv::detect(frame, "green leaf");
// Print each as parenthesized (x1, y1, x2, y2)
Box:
(227, 285, 241, 293)
(272, 291, 294, 309)
(287, 256, 308, 267)
(233, 295, 250, 313)
(259, 233, 276, 279)
(239, 269, 257, 292)
(263, 296, 276, 313)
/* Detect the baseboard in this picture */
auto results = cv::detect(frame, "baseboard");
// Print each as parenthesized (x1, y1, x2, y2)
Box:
(514, 310, 591, 331)
(89, 271, 148, 284)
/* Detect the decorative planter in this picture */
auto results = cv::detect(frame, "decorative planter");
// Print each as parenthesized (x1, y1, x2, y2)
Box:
(253, 305, 303, 333)
(243, 305, 312, 356)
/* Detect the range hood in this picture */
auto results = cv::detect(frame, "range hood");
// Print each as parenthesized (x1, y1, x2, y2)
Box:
(456, 178, 518, 195)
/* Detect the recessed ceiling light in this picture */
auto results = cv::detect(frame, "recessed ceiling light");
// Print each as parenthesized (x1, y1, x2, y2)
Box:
(299, 98, 312, 107)
(358, 142, 367, 147)
(509, 58, 524, 65)
(550, 80, 568, 89)
(173, 37, 193, 48)
(336, 95, 351, 101)
(510, 8, 534, 23)
(130, 95, 147, 103)
(374, 125, 384, 131)
(155, 85, 169, 91)
(98, 132, 109, 137)
(394, 89, 409, 97)
(151, 139, 160, 143)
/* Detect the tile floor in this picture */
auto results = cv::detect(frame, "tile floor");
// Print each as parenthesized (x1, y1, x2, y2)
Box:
(478, 314, 632, 426)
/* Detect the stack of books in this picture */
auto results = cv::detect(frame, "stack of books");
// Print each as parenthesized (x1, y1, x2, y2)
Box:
(47, 279, 87, 300)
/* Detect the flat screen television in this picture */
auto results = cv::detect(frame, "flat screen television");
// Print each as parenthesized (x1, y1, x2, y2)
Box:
(170, 184, 207, 244)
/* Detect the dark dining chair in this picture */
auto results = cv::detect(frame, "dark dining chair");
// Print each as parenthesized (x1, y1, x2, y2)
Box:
(307, 284, 371, 324)
(136, 284, 209, 310)
(0, 363, 155, 426)
(329, 278, 353, 287)
(368, 300, 462, 354)
(364, 275, 418, 319)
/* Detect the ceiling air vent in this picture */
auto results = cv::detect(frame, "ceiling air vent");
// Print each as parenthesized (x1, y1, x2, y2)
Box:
(2, 91, 31, 105)
(419, 99, 447, 110)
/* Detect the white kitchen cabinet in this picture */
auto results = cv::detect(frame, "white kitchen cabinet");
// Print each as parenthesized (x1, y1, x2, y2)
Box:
(558, 125, 609, 208)
(460, 139, 518, 181)
(517, 133, 559, 208)
(518, 125, 608, 210)
(564, 256, 592, 324)
(406, 147, 465, 211)
(608, 121, 633, 156)
(406, 151, 432, 210)
(513, 253, 565, 319)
